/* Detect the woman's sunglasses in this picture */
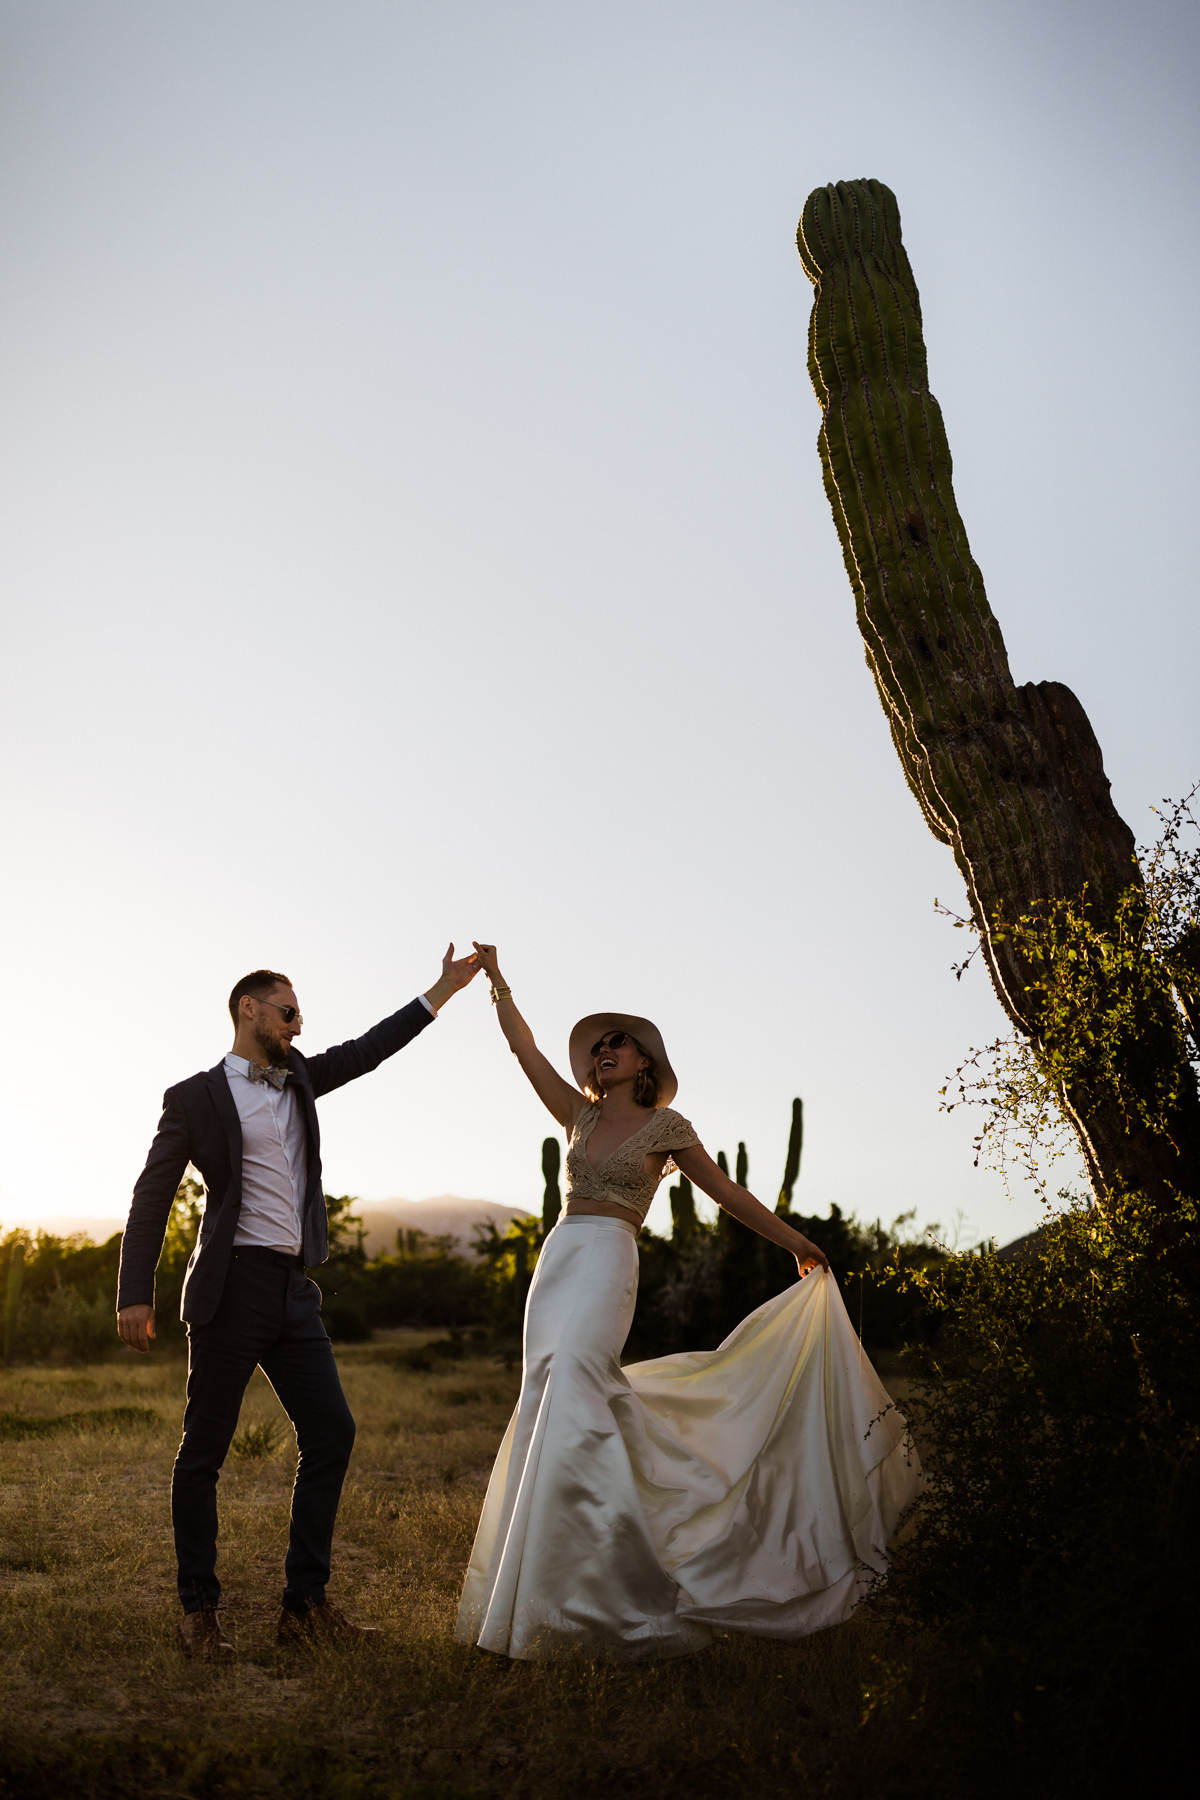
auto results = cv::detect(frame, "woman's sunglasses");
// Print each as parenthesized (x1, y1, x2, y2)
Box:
(590, 1030, 639, 1058)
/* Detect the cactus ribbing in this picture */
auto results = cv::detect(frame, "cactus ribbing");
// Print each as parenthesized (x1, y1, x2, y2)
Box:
(798, 180, 1199, 1211)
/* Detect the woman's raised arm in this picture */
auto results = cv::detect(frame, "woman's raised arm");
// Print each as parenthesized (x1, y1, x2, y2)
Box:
(672, 1145, 829, 1279)
(472, 943, 584, 1130)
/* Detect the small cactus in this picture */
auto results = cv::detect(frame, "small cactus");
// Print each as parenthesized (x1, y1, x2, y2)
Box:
(541, 1137, 562, 1236)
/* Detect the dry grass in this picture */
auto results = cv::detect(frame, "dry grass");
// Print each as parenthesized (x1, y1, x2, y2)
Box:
(0, 1338, 922, 1800)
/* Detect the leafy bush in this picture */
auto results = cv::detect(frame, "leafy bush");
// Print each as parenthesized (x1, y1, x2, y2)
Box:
(939, 785, 1200, 1207)
(317, 1226, 491, 1343)
(850, 788, 1200, 1789)
(863, 1188, 1199, 1788)
(627, 1202, 943, 1361)
(1, 1230, 124, 1363)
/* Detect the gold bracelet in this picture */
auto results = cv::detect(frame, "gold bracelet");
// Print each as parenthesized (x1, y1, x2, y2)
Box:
(490, 984, 512, 1004)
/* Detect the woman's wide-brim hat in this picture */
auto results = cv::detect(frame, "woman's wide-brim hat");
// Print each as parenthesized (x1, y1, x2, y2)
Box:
(568, 1013, 678, 1107)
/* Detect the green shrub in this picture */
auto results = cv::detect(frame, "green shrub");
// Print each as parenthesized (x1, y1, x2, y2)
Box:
(629, 1203, 943, 1360)
(230, 1419, 285, 1459)
(864, 1188, 1199, 1789)
(318, 1284, 373, 1342)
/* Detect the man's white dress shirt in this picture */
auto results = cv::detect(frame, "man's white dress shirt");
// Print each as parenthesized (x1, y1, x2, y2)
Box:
(224, 1055, 308, 1253)
(223, 996, 435, 1254)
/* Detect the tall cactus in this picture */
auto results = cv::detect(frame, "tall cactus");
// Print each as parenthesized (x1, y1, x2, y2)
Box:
(797, 180, 1198, 1210)
(718, 1141, 761, 1321)
(541, 1137, 561, 1237)
(669, 1173, 698, 1243)
(777, 1098, 804, 1215)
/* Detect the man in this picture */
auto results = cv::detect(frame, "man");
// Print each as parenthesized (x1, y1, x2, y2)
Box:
(116, 946, 479, 1659)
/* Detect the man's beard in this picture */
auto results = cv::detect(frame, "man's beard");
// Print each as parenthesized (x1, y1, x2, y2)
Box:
(253, 1028, 290, 1067)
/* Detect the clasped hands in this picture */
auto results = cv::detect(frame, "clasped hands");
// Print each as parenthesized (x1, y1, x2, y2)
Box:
(426, 942, 508, 1010)
(423, 942, 485, 1012)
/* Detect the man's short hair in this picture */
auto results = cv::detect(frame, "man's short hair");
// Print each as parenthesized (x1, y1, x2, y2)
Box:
(228, 969, 293, 1026)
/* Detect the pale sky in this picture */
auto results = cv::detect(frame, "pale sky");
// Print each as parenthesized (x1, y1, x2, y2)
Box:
(3, 0, 1197, 1249)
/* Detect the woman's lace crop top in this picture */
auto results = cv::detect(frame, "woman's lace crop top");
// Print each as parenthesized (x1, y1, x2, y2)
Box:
(563, 1104, 701, 1226)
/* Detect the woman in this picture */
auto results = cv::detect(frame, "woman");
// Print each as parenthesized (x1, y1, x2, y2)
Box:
(456, 944, 920, 1662)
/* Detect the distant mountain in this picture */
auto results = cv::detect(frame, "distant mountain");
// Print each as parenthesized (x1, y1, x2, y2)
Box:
(5, 1196, 534, 1260)
(350, 1196, 534, 1259)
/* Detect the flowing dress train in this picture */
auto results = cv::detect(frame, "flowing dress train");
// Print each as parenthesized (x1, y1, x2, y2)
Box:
(456, 1200, 921, 1661)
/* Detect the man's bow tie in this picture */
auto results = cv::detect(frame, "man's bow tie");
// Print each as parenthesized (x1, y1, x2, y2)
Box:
(248, 1063, 289, 1090)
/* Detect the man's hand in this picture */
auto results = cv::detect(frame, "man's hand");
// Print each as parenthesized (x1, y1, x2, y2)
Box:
(423, 942, 481, 1013)
(117, 1304, 156, 1353)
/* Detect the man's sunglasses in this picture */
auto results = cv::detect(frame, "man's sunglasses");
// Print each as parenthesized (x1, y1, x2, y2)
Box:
(254, 997, 302, 1025)
(590, 1030, 641, 1058)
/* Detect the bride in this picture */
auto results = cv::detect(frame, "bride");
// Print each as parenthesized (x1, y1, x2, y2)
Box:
(455, 944, 921, 1661)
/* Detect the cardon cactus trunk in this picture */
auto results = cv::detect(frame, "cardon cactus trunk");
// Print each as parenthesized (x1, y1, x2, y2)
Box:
(798, 179, 1199, 1212)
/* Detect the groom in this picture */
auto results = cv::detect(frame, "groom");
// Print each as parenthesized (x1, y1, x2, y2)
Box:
(117, 946, 479, 1658)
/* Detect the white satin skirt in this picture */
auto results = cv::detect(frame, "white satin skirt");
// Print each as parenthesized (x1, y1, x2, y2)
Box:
(455, 1215, 921, 1661)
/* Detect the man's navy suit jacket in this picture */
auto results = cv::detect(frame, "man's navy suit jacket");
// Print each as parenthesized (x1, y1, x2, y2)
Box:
(117, 1000, 434, 1326)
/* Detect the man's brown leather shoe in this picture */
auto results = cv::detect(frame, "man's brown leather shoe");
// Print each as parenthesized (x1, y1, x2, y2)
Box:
(179, 1607, 235, 1660)
(276, 1600, 379, 1647)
